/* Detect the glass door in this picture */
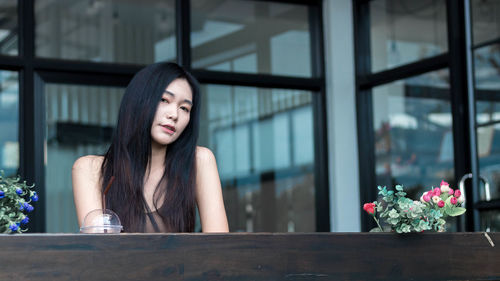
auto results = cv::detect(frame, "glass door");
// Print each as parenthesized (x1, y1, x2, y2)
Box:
(468, 0, 500, 231)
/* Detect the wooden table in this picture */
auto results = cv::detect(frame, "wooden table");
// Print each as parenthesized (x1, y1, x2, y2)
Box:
(0, 232, 498, 280)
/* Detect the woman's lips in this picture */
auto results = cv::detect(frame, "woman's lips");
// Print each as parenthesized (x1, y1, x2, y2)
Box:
(162, 124, 176, 134)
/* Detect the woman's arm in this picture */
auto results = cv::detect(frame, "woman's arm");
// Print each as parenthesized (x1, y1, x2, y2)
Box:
(195, 146, 229, 232)
(72, 155, 104, 227)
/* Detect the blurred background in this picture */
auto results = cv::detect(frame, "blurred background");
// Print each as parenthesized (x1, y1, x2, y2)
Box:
(0, 0, 498, 233)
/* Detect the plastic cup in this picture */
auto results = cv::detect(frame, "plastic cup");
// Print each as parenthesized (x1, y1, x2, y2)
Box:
(80, 209, 123, 234)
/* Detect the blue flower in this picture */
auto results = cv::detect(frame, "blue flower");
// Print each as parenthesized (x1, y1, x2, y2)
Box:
(0, 190, 4, 199)
(21, 216, 29, 224)
(15, 188, 22, 195)
(25, 204, 34, 212)
(9, 224, 18, 231)
(18, 202, 24, 211)
(31, 192, 38, 202)
(22, 203, 34, 212)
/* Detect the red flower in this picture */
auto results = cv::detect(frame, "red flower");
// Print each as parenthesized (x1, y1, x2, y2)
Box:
(438, 200, 445, 208)
(363, 203, 376, 215)
(450, 197, 457, 205)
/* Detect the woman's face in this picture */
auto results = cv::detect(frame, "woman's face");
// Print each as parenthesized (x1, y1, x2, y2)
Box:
(151, 78, 193, 147)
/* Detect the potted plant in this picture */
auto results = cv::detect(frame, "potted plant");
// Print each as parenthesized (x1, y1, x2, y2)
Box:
(0, 171, 38, 233)
(363, 181, 465, 233)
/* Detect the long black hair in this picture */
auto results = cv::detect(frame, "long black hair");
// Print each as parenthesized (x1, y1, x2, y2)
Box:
(101, 62, 200, 232)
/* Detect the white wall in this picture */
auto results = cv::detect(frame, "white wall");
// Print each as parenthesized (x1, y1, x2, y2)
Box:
(323, 0, 361, 232)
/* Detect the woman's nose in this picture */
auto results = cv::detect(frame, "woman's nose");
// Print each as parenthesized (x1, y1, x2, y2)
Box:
(166, 106, 178, 120)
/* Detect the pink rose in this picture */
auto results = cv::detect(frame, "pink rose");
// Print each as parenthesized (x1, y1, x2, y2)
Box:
(434, 188, 441, 196)
(450, 197, 457, 205)
(454, 190, 461, 198)
(438, 200, 445, 208)
(440, 181, 450, 193)
(448, 188, 454, 195)
(423, 194, 431, 202)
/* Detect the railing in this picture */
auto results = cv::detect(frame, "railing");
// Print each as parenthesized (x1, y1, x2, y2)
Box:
(1, 232, 498, 280)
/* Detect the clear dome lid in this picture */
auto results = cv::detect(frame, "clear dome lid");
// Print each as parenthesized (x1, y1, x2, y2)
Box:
(80, 209, 123, 234)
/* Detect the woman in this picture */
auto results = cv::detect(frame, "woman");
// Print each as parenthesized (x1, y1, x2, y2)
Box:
(72, 62, 229, 233)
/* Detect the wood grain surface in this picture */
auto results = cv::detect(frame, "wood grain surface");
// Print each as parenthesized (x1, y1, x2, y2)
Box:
(0, 232, 498, 281)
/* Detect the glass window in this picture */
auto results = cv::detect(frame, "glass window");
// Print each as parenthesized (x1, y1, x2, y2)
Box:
(474, 42, 500, 201)
(471, 0, 500, 227)
(369, 0, 448, 72)
(472, 0, 500, 202)
(475, 44, 500, 126)
(472, 0, 500, 46)
(45, 83, 125, 233)
(372, 69, 454, 199)
(0, 71, 18, 176)
(191, 0, 312, 77)
(480, 210, 500, 232)
(35, 0, 176, 64)
(199, 84, 316, 232)
(0, 0, 17, 55)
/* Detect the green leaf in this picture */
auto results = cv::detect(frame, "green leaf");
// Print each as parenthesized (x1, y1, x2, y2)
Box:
(378, 186, 388, 196)
(446, 207, 466, 217)
(369, 227, 383, 232)
(395, 185, 403, 191)
(440, 193, 449, 201)
(443, 206, 451, 217)
(443, 196, 451, 215)
(387, 217, 400, 225)
(388, 209, 399, 218)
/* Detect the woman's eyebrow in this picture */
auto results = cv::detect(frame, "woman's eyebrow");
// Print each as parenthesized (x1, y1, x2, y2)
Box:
(164, 90, 193, 106)
(164, 90, 175, 97)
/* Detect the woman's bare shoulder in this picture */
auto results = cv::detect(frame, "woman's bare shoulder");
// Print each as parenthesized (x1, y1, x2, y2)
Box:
(194, 146, 228, 232)
(72, 155, 105, 227)
(195, 146, 216, 164)
(72, 155, 104, 175)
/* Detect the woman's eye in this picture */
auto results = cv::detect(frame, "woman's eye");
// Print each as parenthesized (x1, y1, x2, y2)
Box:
(161, 98, 169, 103)
(180, 106, 190, 113)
